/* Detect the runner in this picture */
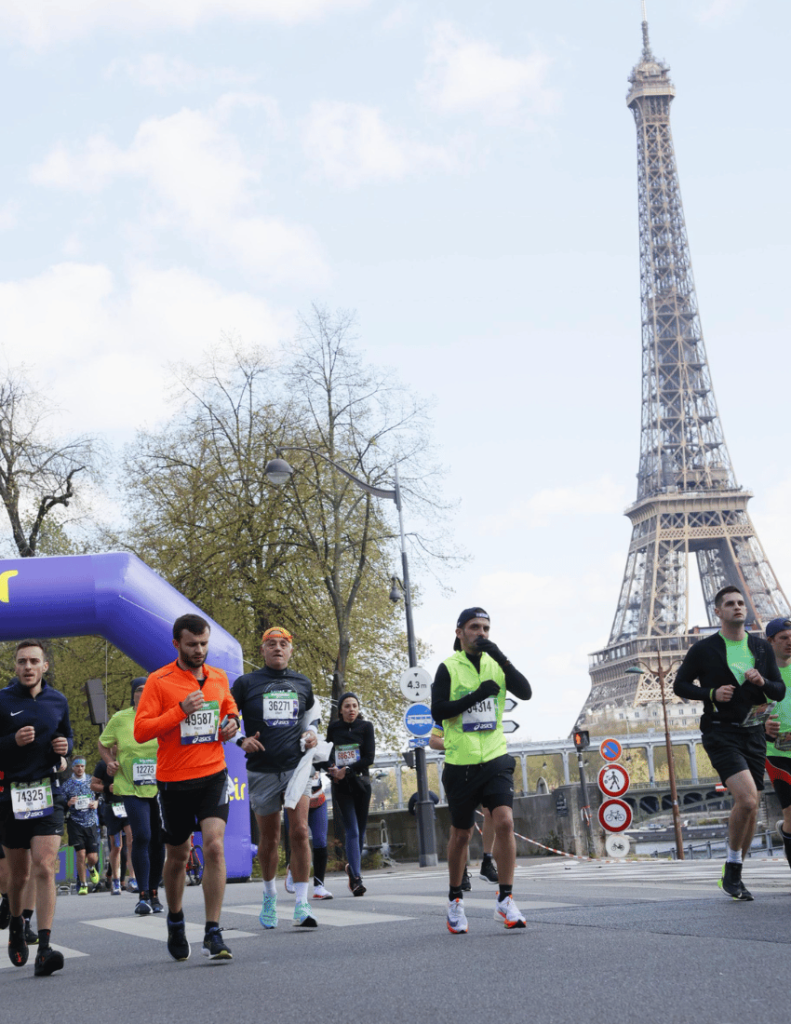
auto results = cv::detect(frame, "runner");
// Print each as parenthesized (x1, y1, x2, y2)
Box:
(134, 614, 240, 961)
(283, 771, 333, 900)
(326, 693, 375, 896)
(62, 757, 101, 894)
(763, 618, 791, 872)
(0, 639, 72, 974)
(90, 759, 134, 895)
(431, 607, 532, 933)
(99, 676, 164, 914)
(232, 626, 320, 929)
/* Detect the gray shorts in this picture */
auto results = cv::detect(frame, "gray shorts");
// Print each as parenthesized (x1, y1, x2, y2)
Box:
(247, 769, 312, 817)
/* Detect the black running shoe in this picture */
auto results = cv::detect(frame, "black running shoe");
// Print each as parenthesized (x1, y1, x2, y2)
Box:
(202, 928, 232, 960)
(24, 922, 39, 945)
(8, 925, 28, 967)
(149, 893, 164, 914)
(351, 875, 366, 897)
(0, 895, 10, 930)
(719, 862, 752, 901)
(479, 858, 499, 885)
(461, 868, 472, 892)
(166, 917, 191, 961)
(34, 947, 64, 976)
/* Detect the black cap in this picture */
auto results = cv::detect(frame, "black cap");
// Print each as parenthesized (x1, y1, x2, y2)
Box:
(453, 607, 489, 650)
(130, 676, 147, 706)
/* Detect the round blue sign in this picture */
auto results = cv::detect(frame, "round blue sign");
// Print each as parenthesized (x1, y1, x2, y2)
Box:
(404, 703, 434, 737)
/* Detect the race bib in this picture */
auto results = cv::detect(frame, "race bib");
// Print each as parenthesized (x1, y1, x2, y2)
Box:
(335, 744, 360, 767)
(132, 758, 157, 785)
(180, 700, 220, 745)
(462, 697, 497, 732)
(74, 795, 90, 811)
(111, 802, 128, 818)
(11, 778, 53, 820)
(775, 731, 791, 752)
(262, 690, 299, 728)
(741, 702, 777, 728)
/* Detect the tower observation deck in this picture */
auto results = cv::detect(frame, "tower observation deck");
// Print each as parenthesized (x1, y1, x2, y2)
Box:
(577, 14, 789, 724)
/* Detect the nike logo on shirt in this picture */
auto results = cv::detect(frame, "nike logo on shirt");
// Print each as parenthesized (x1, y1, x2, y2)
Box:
(10, 711, 23, 716)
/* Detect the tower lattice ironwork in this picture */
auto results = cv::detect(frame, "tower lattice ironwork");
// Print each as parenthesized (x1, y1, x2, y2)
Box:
(578, 14, 789, 724)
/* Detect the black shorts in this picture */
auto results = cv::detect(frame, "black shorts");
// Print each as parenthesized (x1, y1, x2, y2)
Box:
(702, 726, 766, 791)
(0, 801, 66, 850)
(157, 769, 230, 847)
(67, 820, 99, 853)
(102, 802, 128, 837)
(766, 757, 791, 809)
(442, 754, 516, 830)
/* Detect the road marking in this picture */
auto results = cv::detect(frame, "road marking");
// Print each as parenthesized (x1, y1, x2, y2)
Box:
(0, 944, 88, 969)
(86, 917, 258, 943)
(232, 904, 414, 927)
(371, 894, 574, 911)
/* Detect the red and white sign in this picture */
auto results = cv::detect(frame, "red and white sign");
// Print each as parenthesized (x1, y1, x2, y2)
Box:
(598, 798, 633, 833)
(597, 763, 630, 799)
(599, 737, 622, 762)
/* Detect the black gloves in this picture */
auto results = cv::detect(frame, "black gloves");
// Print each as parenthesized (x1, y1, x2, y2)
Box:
(477, 679, 500, 700)
(475, 637, 508, 666)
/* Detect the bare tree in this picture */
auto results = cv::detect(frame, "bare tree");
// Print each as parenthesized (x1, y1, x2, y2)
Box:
(0, 370, 99, 557)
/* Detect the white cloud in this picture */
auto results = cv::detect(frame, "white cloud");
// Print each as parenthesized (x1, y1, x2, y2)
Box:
(0, 201, 18, 231)
(0, 0, 372, 49)
(694, 0, 748, 25)
(420, 22, 560, 124)
(303, 100, 455, 187)
(30, 103, 325, 286)
(105, 54, 258, 93)
(483, 477, 628, 533)
(0, 261, 290, 434)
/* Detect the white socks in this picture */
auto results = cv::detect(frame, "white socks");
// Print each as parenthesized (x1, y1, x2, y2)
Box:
(726, 846, 743, 864)
(294, 882, 309, 903)
(263, 878, 277, 896)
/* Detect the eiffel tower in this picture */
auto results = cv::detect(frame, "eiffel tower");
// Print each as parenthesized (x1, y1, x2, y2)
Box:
(577, 10, 789, 727)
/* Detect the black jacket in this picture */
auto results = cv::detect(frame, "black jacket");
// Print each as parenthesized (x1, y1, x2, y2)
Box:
(326, 718, 375, 790)
(673, 632, 785, 733)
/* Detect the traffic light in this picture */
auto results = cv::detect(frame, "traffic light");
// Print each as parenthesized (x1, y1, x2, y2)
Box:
(83, 678, 107, 727)
(573, 729, 590, 752)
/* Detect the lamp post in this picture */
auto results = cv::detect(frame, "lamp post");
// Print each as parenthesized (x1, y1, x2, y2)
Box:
(265, 448, 438, 866)
(626, 661, 685, 860)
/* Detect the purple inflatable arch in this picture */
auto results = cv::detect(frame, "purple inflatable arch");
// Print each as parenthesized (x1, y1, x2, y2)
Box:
(0, 552, 253, 879)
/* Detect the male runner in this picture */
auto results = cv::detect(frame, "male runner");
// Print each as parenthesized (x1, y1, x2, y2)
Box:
(0, 640, 72, 974)
(431, 607, 531, 933)
(673, 586, 785, 900)
(232, 627, 320, 930)
(762, 618, 791, 872)
(62, 757, 101, 894)
(134, 614, 239, 961)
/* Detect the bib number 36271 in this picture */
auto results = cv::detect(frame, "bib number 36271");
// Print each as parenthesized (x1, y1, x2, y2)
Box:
(180, 700, 220, 745)
(263, 691, 299, 728)
(463, 697, 497, 732)
(11, 778, 54, 820)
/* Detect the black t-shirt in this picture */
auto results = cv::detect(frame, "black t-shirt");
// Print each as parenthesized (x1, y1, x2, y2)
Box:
(326, 718, 376, 781)
(232, 666, 316, 774)
(92, 760, 124, 805)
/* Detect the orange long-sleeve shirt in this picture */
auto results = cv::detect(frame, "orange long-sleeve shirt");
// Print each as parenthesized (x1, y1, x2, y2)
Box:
(134, 660, 239, 783)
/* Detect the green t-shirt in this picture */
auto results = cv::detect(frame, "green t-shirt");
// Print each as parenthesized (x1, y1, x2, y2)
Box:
(722, 633, 754, 685)
(98, 707, 159, 798)
(767, 663, 791, 759)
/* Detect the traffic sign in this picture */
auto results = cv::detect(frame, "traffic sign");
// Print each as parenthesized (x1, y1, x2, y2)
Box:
(399, 666, 432, 703)
(600, 738, 623, 762)
(408, 736, 430, 748)
(605, 833, 630, 858)
(598, 798, 633, 833)
(504, 698, 518, 712)
(597, 763, 630, 799)
(502, 720, 519, 734)
(403, 703, 434, 737)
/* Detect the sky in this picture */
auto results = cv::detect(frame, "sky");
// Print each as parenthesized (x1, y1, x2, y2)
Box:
(1, 0, 789, 742)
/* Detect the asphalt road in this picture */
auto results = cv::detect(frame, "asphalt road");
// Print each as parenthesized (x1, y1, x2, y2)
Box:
(3, 855, 789, 1024)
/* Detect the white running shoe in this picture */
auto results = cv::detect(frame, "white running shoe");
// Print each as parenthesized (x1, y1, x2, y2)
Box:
(312, 882, 333, 899)
(284, 868, 295, 894)
(446, 898, 468, 934)
(494, 895, 526, 929)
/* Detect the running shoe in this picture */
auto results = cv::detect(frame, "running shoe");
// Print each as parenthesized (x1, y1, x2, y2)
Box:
(446, 898, 468, 934)
(126, 878, 139, 893)
(34, 947, 64, 976)
(494, 895, 527, 928)
(166, 917, 191, 961)
(149, 893, 164, 914)
(78, 884, 88, 896)
(259, 892, 278, 929)
(284, 867, 295, 894)
(134, 898, 152, 916)
(89, 865, 100, 885)
(351, 875, 366, 897)
(719, 862, 752, 901)
(8, 924, 28, 966)
(24, 921, 38, 945)
(0, 894, 9, 930)
(111, 879, 122, 896)
(312, 882, 333, 900)
(479, 858, 499, 885)
(292, 901, 318, 928)
(202, 928, 233, 960)
(461, 867, 472, 892)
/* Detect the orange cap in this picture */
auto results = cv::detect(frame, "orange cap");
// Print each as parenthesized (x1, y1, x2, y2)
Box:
(261, 627, 293, 643)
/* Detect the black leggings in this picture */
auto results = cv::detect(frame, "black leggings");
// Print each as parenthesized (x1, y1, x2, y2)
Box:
(123, 796, 165, 893)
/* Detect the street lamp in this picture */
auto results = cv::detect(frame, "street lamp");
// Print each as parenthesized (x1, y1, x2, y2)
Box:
(625, 661, 685, 860)
(264, 447, 438, 866)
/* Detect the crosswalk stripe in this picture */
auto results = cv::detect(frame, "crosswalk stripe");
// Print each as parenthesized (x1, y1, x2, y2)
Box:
(0, 944, 88, 969)
(85, 917, 258, 943)
(232, 904, 414, 927)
